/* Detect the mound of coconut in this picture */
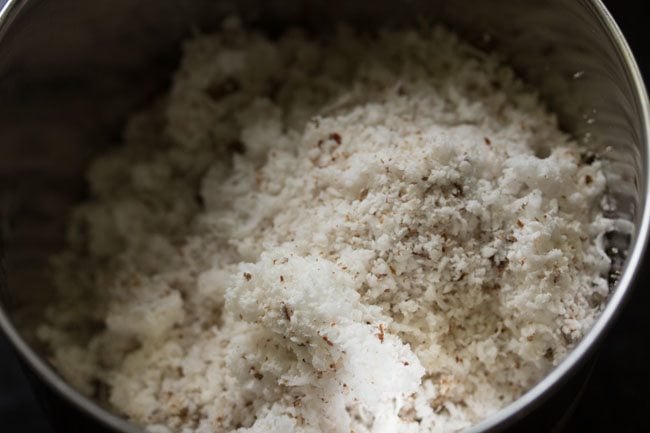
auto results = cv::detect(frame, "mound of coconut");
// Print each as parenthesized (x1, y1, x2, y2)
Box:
(38, 19, 617, 433)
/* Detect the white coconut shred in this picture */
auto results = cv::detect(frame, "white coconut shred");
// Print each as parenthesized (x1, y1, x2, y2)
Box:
(38, 19, 619, 433)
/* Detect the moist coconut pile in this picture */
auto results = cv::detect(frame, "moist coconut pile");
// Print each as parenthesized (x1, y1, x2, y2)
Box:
(39, 20, 616, 433)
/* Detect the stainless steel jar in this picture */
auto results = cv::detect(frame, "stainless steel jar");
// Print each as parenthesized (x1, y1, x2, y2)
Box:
(0, 1, 648, 432)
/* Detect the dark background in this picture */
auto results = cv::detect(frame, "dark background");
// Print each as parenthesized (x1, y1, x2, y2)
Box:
(1, 1, 648, 432)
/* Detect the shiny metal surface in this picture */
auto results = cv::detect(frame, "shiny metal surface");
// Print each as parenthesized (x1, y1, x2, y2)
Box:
(0, 0, 648, 432)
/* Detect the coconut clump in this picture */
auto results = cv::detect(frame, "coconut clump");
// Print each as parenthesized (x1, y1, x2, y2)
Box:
(39, 19, 616, 433)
